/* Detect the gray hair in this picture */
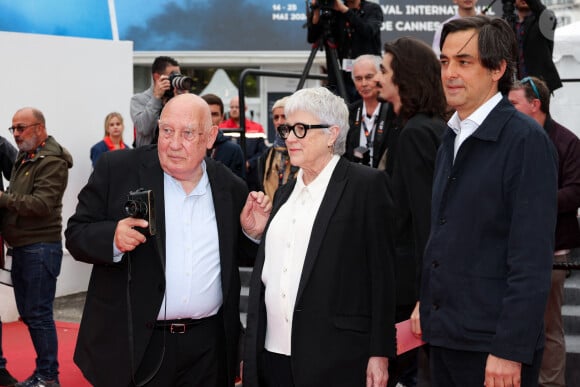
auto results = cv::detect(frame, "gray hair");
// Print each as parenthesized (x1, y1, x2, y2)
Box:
(284, 87, 349, 155)
(272, 96, 290, 112)
(351, 54, 382, 81)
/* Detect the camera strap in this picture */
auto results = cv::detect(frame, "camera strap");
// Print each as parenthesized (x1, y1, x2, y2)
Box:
(127, 232, 167, 386)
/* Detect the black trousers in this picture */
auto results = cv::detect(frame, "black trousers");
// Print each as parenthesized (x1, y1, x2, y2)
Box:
(259, 350, 295, 387)
(430, 345, 543, 387)
(132, 314, 227, 387)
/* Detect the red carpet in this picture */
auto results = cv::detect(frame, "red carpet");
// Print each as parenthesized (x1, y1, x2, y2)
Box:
(3, 320, 91, 386)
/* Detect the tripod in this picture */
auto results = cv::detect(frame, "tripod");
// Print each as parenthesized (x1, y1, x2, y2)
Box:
(297, 14, 348, 101)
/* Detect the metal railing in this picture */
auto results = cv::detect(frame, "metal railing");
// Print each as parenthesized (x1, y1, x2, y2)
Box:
(221, 69, 326, 157)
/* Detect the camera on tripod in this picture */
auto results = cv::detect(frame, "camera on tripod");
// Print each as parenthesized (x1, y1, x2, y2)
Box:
(124, 188, 156, 236)
(318, 0, 335, 10)
(311, 0, 345, 15)
(164, 72, 194, 99)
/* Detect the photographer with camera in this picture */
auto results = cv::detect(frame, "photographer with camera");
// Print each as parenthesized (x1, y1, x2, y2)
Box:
(130, 56, 194, 147)
(66, 93, 271, 387)
(307, 0, 383, 103)
(512, 0, 562, 93)
(344, 54, 395, 169)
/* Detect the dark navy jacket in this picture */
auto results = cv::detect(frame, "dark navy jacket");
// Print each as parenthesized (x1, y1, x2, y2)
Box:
(420, 98, 558, 364)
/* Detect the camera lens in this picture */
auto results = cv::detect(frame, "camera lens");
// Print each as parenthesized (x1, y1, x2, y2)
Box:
(124, 200, 148, 218)
(171, 75, 194, 91)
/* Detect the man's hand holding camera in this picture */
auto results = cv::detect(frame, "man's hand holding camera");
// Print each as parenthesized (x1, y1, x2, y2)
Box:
(153, 74, 172, 100)
(115, 188, 156, 252)
(114, 217, 148, 253)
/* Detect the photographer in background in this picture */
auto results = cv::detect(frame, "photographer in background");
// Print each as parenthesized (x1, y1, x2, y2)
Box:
(307, 0, 383, 103)
(512, 0, 562, 93)
(130, 56, 193, 147)
(344, 54, 395, 170)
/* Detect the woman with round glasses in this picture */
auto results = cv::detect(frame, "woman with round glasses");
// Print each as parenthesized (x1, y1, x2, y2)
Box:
(244, 87, 397, 387)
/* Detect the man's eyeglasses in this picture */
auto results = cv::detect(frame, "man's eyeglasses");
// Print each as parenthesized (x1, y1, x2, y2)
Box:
(159, 127, 203, 142)
(277, 123, 329, 139)
(8, 123, 40, 134)
(521, 77, 540, 99)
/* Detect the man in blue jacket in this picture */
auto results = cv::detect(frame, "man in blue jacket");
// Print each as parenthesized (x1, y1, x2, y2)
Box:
(418, 16, 558, 387)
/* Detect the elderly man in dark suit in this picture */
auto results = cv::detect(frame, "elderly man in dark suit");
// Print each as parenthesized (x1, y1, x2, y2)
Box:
(418, 16, 558, 387)
(66, 93, 271, 387)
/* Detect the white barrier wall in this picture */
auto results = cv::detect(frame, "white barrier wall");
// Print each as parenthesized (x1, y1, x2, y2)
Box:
(0, 32, 133, 321)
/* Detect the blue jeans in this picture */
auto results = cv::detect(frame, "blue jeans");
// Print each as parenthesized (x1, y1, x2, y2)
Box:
(11, 242, 62, 381)
(0, 320, 6, 369)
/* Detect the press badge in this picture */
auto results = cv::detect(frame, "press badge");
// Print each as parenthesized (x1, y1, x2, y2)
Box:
(342, 58, 354, 72)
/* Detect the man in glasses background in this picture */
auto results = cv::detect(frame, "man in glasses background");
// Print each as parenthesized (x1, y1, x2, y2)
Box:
(256, 96, 299, 200)
(0, 107, 73, 387)
(509, 76, 580, 387)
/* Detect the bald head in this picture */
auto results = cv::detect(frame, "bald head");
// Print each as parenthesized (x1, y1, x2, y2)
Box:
(228, 96, 242, 121)
(160, 93, 213, 133)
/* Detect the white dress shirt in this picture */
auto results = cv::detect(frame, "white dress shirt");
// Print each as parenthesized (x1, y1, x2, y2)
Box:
(157, 161, 222, 320)
(448, 92, 503, 160)
(261, 155, 340, 355)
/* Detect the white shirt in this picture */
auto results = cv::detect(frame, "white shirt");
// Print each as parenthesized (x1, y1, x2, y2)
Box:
(359, 103, 381, 164)
(157, 161, 222, 320)
(448, 92, 503, 160)
(261, 155, 340, 355)
(359, 103, 381, 146)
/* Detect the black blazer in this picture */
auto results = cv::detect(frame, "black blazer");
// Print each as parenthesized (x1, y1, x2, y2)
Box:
(65, 146, 252, 387)
(388, 113, 445, 307)
(243, 157, 396, 387)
